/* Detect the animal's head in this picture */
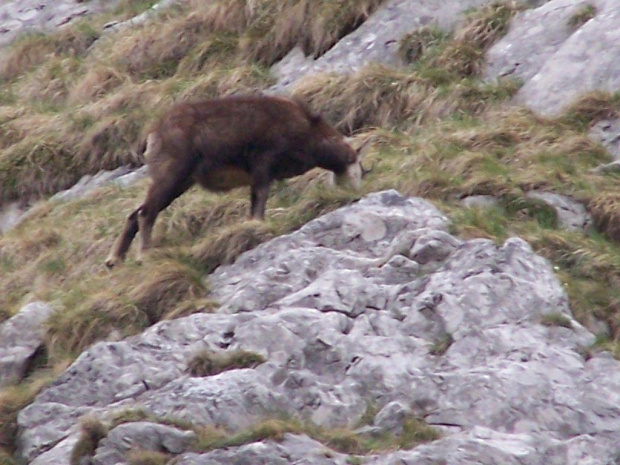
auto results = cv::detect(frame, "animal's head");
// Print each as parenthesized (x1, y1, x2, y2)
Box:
(300, 101, 370, 189)
(331, 137, 371, 189)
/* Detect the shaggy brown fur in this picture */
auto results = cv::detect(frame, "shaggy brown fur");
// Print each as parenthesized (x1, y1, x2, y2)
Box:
(106, 95, 362, 267)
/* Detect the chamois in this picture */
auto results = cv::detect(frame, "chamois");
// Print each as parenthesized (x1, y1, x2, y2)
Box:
(105, 95, 364, 267)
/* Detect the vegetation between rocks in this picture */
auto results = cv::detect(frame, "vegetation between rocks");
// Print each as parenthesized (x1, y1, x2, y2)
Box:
(187, 349, 266, 377)
(0, 360, 71, 456)
(1, 0, 620, 459)
(70, 408, 440, 462)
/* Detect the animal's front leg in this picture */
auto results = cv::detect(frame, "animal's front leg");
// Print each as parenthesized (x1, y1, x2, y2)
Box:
(105, 206, 141, 268)
(250, 179, 270, 220)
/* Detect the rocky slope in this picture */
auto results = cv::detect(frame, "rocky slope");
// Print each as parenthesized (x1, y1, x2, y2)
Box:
(13, 191, 620, 464)
(2, 0, 620, 464)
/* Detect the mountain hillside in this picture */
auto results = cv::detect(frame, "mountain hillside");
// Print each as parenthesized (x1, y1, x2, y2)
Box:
(1, 0, 620, 464)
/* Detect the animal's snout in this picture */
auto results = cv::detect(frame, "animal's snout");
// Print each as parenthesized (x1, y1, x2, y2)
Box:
(335, 161, 363, 189)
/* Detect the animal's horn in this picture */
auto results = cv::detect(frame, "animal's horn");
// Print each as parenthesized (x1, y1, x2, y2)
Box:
(361, 162, 374, 178)
(344, 136, 372, 155)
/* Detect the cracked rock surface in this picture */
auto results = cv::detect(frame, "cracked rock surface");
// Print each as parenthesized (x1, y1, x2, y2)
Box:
(271, 0, 499, 91)
(0, 302, 53, 388)
(14, 191, 620, 464)
(486, 0, 620, 116)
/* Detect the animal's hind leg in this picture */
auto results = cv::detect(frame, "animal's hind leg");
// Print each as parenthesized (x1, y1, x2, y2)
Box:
(250, 167, 271, 220)
(105, 206, 141, 268)
(136, 174, 194, 263)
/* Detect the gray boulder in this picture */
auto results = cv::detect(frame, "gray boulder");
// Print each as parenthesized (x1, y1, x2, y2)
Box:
(0, 302, 54, 388)
(487, 0, 620, 116)
(526, 190, 592, 232)
(175, 434, 351, 465)
(93, 422, 196, 465)
(0, 200, 28, 234)
(49, 166, 146, 204)
(0, 0, 116, 47)
(461, 195, 499, 209)
(590, 119, 620, 161)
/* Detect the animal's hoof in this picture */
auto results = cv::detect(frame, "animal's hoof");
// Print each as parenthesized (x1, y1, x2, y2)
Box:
(105, 256, 118, 268)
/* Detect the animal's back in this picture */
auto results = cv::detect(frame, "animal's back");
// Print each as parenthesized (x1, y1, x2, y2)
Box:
(157, 96, 313, 155)
(150, 96, 321, 188)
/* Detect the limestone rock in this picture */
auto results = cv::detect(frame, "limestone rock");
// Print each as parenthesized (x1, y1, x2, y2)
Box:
(0, 200, 28, 234)
(93, 422, 196, 465)
(14, 191, 620, 465)
(589, 118, 620, 161)
(175, 434, 351, 465)
(272, 0, 500, 91)
(526, 190, 592, 232)
(461, 195, 499, 209)
(487, 0, 620, 116)
(0, 0, 116, 47)
(0, 302, 54, 388)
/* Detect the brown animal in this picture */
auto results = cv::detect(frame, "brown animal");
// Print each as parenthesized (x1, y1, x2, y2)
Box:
(105, 95, 364, 267)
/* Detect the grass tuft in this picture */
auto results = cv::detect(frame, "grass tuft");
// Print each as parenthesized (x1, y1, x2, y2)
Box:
(429, 334, 454, 356)
(128, 261, 206, 323)
(70, 416, 108, 465)
(568, 3, 596, 28)
(44, 260, 206, 358)
(187, 350, 266, 377)
(455, 1, 521, 51)
(426, 1, 522, 78)
(399, 26, 450, 64)
(589, 193, 620, 243)
(191, 221, 275, 273)
(127, 450, 171, 465)
(559, 91, 620, 130)
(540, 313, 573, 329)
(0, 21, 99, 83)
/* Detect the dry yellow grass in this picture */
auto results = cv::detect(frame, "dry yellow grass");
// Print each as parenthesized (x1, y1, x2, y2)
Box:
(0, 22, 99, 82)
(191, 221, 275, 273)
(70, 416, 108, 465)
(0, 0, 389, 206)
(127, 450, 171, 465)
(590, 193, 620, 243)
(196, 0, 386, 65)
(292, 62, 519, 134)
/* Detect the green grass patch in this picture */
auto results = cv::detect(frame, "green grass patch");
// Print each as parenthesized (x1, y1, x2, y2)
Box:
(429, 334, 454, 356)
(127, 450, 170, 465)
(187, 350, 266, 377)
(192, 416, 440, 455)
(540, 313, 573, 329)
(97, 408, 439, 457)
(568, 4, 596, 28)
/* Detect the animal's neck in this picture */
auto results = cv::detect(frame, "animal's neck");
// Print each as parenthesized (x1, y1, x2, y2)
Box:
(314, 144, 349, 175)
